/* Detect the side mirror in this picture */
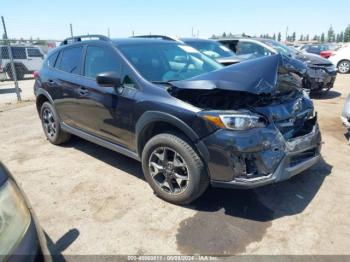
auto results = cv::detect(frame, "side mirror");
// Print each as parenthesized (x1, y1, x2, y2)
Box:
(96, 71, 121, 87)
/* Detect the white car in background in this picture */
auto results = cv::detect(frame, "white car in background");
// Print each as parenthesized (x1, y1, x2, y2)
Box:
(0, 45, 45, 80)
(329, 45, 350, 74)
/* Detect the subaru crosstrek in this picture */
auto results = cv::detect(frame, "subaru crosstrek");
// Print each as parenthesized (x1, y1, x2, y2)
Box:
(34, 35, 322, 204)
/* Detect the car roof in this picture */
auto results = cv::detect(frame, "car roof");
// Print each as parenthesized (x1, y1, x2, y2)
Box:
(180, 38, 217, 43)
(218, 37, 269, 42)
(112, 38, 179, 46)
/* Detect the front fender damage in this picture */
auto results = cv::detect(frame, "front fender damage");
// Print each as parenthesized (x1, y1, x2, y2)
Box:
(166, 54, 322, 187)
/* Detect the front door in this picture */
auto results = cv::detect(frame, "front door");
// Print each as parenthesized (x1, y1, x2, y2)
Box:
(77, 45, 138, 149)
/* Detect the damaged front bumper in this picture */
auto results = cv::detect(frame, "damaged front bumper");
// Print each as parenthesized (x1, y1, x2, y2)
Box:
(201, 118, 322, 189)
(305, 67, 337, 91)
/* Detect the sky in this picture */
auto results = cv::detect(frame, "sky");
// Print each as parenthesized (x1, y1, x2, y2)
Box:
(1, 0, 350, 40)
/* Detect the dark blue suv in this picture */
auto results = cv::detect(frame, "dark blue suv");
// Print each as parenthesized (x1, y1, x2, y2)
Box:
(34, 35, 322, 204)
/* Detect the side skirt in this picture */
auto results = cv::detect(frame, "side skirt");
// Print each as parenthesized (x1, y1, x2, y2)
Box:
(61, 123, 140, 161)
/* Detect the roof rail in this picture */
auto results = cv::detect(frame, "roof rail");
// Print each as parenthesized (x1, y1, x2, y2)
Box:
(60, 35, 110, 46)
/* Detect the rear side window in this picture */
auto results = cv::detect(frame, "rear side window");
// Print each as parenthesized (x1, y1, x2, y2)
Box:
(84, 46, 121, 78)
(58, 46, 83, 74)
(12, 47, 27, 59)
(0, 47, 8, 59)
(27, 48, 43, 58)
(47, 51, 59, 68)
(0, 47, 26, 59)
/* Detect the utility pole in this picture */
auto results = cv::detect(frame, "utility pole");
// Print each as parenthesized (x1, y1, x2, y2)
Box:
(132, 30, 135, 37)
(191, 27, 194, 37)
(1, 16, 21, 101)
(285, 26, 289, 42)
(70, 23, 73, 37)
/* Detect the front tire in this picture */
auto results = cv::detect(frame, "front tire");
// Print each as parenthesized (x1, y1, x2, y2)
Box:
(142, 133, 209, 205)
(40, 102, 71, 145)
(338, 60, 350, 74)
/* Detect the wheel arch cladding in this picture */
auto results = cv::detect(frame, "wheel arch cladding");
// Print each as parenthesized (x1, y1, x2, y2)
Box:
(135, 111, 201, 157)
(338, 59, 350, 66)
(35, 89, 54, 114)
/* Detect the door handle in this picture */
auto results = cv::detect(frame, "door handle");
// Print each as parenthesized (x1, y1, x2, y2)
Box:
(48, 79, 55, 87)
(79, 86, 88, 96)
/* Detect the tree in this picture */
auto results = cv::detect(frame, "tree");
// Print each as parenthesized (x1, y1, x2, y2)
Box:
(299, 34, 304, 41)
(222, 32, 227, 38)
(277, 32, 281, 41)
(344, 25, 350, 42)
(306, 34, 309, 41)
(292, 32, 296, 42)
(327, 25, 335, 42)
(321, 32, 325, 42)
(273, 33, 276, 40)
(339, 31, 344, 42)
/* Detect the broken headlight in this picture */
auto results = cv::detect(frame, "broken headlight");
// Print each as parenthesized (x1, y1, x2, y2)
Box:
(0, 180, 31, 255)
(202, 113, 267, 131)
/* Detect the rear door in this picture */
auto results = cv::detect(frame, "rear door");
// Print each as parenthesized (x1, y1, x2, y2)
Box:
(52, 44, 85, 128)
(26, 47, 44, 71)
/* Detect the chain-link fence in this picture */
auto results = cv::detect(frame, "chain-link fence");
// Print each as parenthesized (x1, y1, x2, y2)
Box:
(0, 17, 62, 105)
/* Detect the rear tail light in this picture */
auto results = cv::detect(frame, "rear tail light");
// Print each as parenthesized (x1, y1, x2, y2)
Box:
(33, 71, 39, 79)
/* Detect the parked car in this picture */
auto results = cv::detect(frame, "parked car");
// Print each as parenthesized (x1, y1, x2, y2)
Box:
(34, 35, 321, 204)
(219, 38, 337, 92)
(299, 43, 339, 56)
(133, 35, 246, 66)
(179, 38, 247, 66)
(0, 45, 45, 80)
(341, 94, 350, 143)
(0, 162, 49, 261)
(319, 50, 333, 59)
(328, 45, 350, 74)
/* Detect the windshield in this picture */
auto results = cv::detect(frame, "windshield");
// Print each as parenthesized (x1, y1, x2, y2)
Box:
(260, 39, 297, 57)
(184, 41, 236, 59)
(119, 43, 223, 82)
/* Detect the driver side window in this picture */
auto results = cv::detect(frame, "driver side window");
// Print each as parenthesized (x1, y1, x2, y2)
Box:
(84, 46, 121, 79)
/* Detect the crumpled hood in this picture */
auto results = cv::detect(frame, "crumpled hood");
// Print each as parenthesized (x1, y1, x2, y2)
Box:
(216, 54, 253, 65)
(216, 55, 244, 65)
(296, 52, 332, 66)
(171, 54, 307, 95)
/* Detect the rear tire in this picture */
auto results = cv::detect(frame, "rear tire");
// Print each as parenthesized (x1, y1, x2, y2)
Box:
(40, 102, 71, 145)
(337, 60, 350, 74)
(142, 133, 209, 205)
